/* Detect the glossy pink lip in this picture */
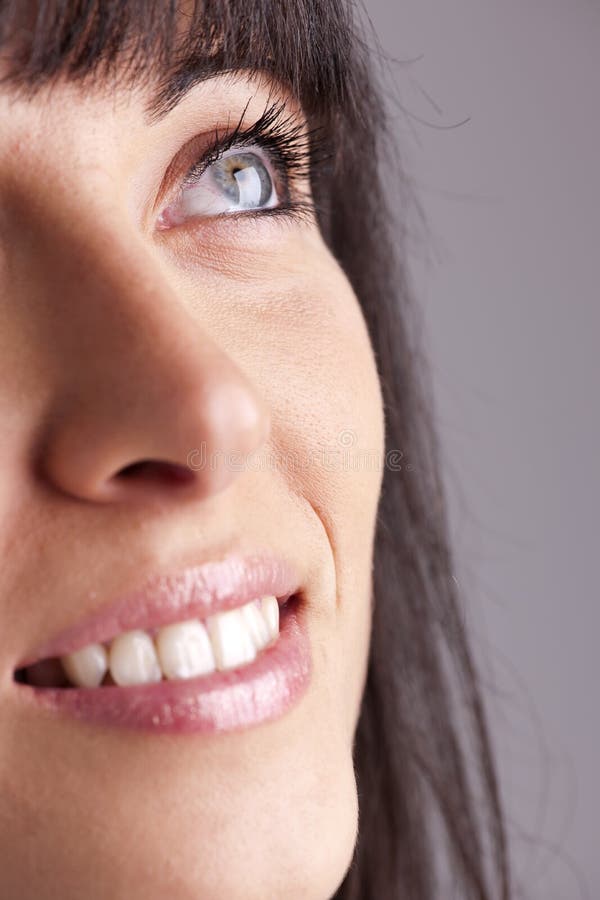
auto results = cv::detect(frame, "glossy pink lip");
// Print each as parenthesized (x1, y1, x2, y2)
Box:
(21, 553, 300, 665)
(14, 553, 312, 735)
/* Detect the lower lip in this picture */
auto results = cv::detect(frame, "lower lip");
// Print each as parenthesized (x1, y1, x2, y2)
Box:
(20, 598, 311, 735)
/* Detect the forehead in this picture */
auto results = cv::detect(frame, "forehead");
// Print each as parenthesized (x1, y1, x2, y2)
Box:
(0, 0, 348, 122)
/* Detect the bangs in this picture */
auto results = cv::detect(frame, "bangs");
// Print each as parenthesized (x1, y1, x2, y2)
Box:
(0, 0, 357, 120)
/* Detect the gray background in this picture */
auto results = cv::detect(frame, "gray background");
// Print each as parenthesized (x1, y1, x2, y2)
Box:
(364, 2, 599, 897)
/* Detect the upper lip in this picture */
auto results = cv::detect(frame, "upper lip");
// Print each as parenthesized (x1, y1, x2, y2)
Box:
(18, 552, 301, 668)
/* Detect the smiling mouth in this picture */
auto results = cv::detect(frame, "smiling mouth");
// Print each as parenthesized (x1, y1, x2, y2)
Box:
(11, 553, 311, 734)
(15, 594, 298, 690)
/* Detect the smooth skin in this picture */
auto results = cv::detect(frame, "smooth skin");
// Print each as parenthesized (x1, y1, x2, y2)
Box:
(0, 68, 385, 900)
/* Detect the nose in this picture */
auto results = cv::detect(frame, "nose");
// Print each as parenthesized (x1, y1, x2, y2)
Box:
(35, 233, 270, 505)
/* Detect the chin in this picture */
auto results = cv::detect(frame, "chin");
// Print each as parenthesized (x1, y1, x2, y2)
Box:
(129, 745, 360, 900)
(0, 708, 360, 900)
(173, 772, 359, 900)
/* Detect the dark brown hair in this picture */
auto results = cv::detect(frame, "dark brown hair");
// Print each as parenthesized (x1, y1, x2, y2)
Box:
(0, 2, 511, 897)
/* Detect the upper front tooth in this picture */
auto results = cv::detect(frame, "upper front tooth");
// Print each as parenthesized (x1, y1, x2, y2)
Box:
(206, 607, 257, 671)
(61, 643, 108, 688)
(240, 601, 272, 651)
(155, 619, 216, 680)
(108, 630, 162, 686)
(260, 596, 279, 642)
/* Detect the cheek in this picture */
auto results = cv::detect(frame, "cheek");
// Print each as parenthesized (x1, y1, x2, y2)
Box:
(172, 240, 385, 549)
(278, 271, 384, 569)
(169, 242, 384, 727)
(263, 262, 384, 736)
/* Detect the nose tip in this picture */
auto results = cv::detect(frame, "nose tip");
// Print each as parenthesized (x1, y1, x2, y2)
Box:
(111, 380, 270, 502)
(39, 351, 271, 505)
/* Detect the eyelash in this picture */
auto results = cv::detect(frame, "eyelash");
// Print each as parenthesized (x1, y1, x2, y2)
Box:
(180, 100, 324, 224)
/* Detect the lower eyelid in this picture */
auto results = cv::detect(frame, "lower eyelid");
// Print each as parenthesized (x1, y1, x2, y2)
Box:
(155, 203, 315, 255)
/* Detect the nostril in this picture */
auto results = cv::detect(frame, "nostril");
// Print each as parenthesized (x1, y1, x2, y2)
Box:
(116, 460, 195, 488)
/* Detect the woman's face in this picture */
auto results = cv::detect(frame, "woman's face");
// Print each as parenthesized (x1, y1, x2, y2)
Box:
(0, 63, 384, 900)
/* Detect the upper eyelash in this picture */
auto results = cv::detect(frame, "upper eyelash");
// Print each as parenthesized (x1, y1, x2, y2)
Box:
(182, 99, 327, 204)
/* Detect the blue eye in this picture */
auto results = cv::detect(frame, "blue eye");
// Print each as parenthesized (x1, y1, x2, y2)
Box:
(208, 151, 276, 210)
(162, 148, 279, 225)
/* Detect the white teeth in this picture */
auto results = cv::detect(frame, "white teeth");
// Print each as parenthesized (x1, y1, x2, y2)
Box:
(57, 595, 283, 687)
(240, 601, 272, 651)
(261, 596, 279, 642)
(206, 607, 258, 671)
(108, 630, 162, 686)
(155, 619, 216, 680)
(61, 643, 108, 688)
